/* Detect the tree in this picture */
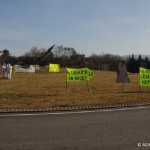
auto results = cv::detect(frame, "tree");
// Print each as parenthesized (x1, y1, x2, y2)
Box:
(2, 49, 10, 57)
(52, 46, 77, 58)
(69, 54, 86, 68)
(127, 54, 138, 73)
(137, 55, 142, 67)
(21, 47, 51, 65)
(88, 53, 122, 71)
(24, 47, 46, 57)
(1, 49, 10, 63)
(144, 56, 150, 69)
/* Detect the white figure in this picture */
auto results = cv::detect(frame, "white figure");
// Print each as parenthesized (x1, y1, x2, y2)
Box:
(7, 63, 12, 79)
(2, 63, 7, 78)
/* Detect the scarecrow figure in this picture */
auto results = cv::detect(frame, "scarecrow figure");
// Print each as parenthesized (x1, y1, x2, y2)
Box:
(116, 60, 130, 83)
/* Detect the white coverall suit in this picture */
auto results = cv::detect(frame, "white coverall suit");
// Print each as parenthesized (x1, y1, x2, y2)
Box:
(7, 64, 12, 79)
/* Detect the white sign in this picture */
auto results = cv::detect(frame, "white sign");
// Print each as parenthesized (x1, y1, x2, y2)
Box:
(15, 65, 35, 73)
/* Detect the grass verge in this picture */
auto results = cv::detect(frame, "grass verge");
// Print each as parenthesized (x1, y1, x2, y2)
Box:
(0, 68, 150, 109)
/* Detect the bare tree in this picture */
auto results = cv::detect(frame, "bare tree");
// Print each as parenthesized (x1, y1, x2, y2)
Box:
(24, 47, 46, 57)
(52, 46, 77, 58)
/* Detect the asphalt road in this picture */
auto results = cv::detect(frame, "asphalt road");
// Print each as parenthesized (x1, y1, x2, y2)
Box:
(0, 107, 150, 150)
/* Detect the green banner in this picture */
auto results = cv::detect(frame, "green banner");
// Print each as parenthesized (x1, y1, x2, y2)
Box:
(12, 66, 16, 74)
(140, 67, 150, 86)
(67, 68, 94, 82)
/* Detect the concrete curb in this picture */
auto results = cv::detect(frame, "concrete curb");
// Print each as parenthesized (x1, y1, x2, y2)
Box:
(0, 101, 150, 113)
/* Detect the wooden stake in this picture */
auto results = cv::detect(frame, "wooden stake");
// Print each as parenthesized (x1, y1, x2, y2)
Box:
(87, 81, 89, 93)
(139, 85, 141, 93)
(66, 71, 68, 93)
(139, 75, 141, 93)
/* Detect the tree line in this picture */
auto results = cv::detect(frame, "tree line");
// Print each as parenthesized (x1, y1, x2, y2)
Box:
(127, 54, 150, 73)
(1, 46, 150, 73)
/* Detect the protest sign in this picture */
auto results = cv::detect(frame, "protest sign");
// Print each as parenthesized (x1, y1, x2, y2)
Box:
(140, 67, 150, 86)
(66, 67, 94, 82)
(35, 65, 40, 71)
(14, 65, 35, 73)
(66, 67, 94, 93)
(12, 66, 16, 74)
(49, 64, 60, 72)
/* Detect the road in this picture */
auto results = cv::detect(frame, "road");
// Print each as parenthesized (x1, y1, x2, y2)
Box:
(0, 107, 150, 150)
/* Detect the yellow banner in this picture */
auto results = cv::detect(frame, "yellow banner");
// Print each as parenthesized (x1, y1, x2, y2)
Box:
(67, 68, 94, 82)
(49, 64, 60, 72)
(12, 66, 16, 74)
(140, 67, 150, 86)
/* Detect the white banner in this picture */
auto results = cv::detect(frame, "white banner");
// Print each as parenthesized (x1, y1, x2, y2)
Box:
(15, 65, 35, 73)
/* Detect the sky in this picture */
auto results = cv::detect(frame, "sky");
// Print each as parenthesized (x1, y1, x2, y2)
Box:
(1, 0, 150, 57)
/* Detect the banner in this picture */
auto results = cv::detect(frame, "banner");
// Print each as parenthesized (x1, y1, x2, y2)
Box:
(140, 67, 150, 86)
(30, 65, 40, 71)
(12, 66, 16, 74)
(67, 68, 94, 82)
(49, 64, 60, 72)
(14, 65, 35, 73)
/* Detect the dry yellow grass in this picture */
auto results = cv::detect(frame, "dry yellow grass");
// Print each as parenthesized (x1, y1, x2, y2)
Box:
(0, 67, 150, 109)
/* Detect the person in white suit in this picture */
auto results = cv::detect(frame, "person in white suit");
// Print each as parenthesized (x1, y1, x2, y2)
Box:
(7, 63, 12, 79)
(2, 63, 7, 78)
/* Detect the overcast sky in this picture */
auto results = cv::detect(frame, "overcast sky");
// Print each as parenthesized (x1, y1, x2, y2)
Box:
(1, 0, 150, 56)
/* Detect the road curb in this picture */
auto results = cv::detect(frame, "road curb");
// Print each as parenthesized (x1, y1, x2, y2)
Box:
(0, 101, 150, 113)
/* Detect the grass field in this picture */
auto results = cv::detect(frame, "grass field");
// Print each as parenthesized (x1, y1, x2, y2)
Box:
(0, 67, 150, 109)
